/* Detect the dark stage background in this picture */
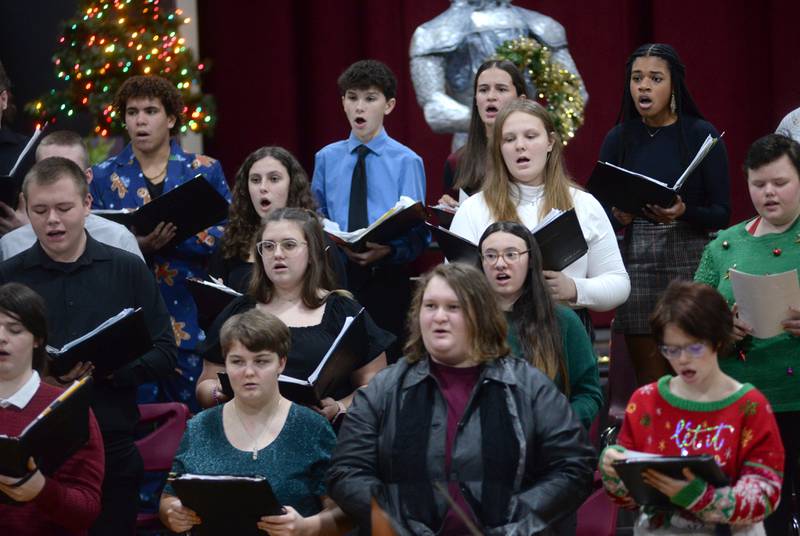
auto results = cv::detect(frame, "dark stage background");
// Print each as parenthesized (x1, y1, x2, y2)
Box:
(196, 0, 800, 224)
(2, 0, 799, 225)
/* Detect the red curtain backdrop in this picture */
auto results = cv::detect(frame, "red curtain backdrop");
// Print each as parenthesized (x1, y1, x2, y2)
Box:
(197, 0, 800, 225)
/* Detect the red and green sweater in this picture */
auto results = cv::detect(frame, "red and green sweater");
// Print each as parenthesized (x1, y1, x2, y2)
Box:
(601, 376, 784, 532)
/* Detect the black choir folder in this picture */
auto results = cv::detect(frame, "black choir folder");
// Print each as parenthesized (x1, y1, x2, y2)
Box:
(427, 204, 456, 229)
(0, 124, 47, 207)
(169, 474, 284, 536)
(186, 278, 241, 332)
(324, 199, 426, 252)
(530, 208, 588, 271)
(46, 308, 152, 378)
(427, 208, 587, 272)
(278, 308, 366, 407)
(93, 174, 229, 249)
(587, 133, 722, 218)
(612, 454, 729, 509)
(426, 223, 480, 265)
(0, 376, 92, 480)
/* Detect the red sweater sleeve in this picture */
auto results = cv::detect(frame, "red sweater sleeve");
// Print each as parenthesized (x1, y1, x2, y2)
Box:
(672, 390, 784, 525)
(30, 408, 105, 531)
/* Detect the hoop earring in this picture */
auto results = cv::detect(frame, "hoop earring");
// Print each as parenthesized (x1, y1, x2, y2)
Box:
(670, 92, 677, 114)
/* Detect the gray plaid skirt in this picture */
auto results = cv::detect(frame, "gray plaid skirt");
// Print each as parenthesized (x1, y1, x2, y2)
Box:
(614, 219, 710, 334)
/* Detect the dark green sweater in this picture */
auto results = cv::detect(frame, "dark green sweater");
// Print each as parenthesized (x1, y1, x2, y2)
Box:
(506, 305, 603, 428)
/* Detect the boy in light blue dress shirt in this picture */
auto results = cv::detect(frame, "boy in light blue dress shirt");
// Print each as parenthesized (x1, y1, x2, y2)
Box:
(312, 60, 429, 361)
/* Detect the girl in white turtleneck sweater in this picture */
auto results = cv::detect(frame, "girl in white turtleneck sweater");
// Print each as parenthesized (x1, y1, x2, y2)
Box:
(451, 99, 630, 315)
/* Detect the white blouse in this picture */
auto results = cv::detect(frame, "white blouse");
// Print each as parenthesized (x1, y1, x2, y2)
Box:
(450, 183, 630, 311)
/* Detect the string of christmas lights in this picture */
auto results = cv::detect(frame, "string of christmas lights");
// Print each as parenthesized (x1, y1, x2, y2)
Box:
(26, 0, 215, 137)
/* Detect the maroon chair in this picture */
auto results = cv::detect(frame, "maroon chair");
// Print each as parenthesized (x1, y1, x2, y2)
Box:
(134, 402, 190, 530)
(576, 488, 619, 536)
(603, 321, 638, 444)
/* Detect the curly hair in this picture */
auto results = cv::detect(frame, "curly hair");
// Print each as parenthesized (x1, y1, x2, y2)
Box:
(113, 75, 184, 135)
(337, 60, 397, 100)
(222, 146, 317, 262)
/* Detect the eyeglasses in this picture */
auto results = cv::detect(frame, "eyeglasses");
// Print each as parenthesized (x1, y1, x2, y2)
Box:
(658, 342, 708, 360)
(480, 249, 530, 265)
(256, 239, 307, 257)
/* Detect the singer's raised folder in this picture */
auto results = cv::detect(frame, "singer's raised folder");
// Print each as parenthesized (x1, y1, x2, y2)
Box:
(93, 174, 229, 250)
(46, 308, 152, 378)
(278, 309, 366, 406)
(612, 454, 729, 508)
(324, 199, 426, 252)
(427, 208, 587, 271)
(186, 278, 242, 332)
(0, 376, 93, 479)
(587, 133, 721, 218)
(169, 473, 284, 535)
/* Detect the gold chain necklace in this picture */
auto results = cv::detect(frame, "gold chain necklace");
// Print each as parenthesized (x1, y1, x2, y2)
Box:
(143, 161, 168, 183)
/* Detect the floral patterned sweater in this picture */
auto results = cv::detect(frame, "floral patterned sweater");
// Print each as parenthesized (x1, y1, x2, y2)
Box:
(91, 139, 231, 408)
(601, 376, 784, 533)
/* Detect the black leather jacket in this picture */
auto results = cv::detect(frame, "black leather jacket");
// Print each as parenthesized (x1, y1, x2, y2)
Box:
(328, 356, 596, 535)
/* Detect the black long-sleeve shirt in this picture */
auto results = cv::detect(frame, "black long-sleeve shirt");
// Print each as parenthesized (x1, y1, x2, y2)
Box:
(598, 116, 731, 231)
(0, 234, 177, 442)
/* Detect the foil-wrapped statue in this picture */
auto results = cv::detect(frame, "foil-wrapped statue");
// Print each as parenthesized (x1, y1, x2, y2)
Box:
(410, 0, 587, 150)
(777, 107, 800, 142)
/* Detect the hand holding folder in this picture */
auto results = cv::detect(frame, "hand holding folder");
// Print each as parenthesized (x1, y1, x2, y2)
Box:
(169, 473, 284, 536)
(323, 197, 426, 252)
(0, 377, 93, 483)
(587, 133, 722, 219)
(612, 453, 728, 509)
(46, 308, 153, 378)
(93, 174, 229, 251)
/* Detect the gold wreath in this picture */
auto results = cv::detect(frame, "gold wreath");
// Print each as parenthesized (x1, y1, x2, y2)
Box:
(494, 37, 585, 145)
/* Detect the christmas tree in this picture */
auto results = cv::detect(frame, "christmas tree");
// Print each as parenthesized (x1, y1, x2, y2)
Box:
(26, 0, 215, 137)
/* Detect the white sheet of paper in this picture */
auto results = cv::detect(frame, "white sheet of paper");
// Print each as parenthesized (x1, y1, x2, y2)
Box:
(458, 189, 469, 204)
(9, 124, 45, 176)
(530, 208, 564, 232)
(730, 268, 800, 339)
(323, 196, 416, 241)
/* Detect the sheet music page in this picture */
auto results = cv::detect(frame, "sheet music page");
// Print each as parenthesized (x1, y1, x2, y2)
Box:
(9, 124, 45, 176)
(673, 133, 722, 190)
(730, 268, 800, 339)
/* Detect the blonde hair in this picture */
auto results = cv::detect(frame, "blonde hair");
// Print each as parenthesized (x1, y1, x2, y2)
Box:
(484, 99, 580, 222)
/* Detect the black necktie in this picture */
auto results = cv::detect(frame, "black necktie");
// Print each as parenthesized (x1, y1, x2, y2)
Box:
(348, 144, 370, 232)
